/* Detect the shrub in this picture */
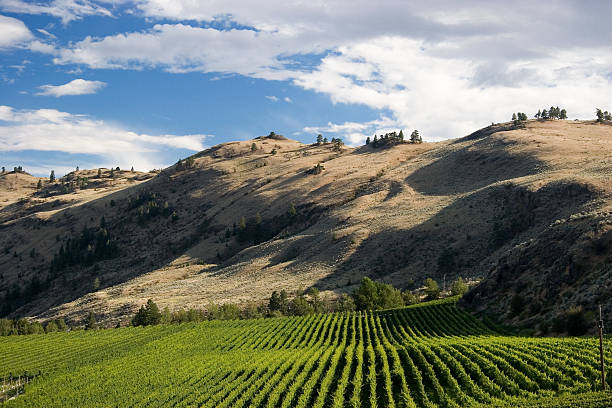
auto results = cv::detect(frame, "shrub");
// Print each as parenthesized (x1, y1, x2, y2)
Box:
(352, 277, 404, 310)
(424, 278, 440, 300)
(450, 277, 468, 297)
(402, 291, 420, 305)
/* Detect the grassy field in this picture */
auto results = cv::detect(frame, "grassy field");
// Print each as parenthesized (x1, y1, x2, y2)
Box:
(1, 299, 611, 407)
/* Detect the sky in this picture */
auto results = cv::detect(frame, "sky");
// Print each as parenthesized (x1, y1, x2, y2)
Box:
(0, 1, 611, 176)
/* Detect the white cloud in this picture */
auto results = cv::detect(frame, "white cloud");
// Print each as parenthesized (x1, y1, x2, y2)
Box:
(0, 0, 112, 24)
(36, 28, 56, 38)
(0, 14, 32, 48)
(265, 95, 278, 102)
(52, 23, 312, 80)
(37, 78, 107, 97)
(0, 105, 210, 170)
(302, 116, 400, 145)
(13, 1, 612, 144)
(283, 96, 292, 103)
(296, 38, 612, 143)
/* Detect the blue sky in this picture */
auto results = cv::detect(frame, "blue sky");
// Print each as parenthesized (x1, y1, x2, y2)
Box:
(1, 1, 611, 176)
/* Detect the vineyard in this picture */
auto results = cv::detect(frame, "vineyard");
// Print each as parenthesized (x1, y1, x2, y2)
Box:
(1, 299, 610, 407)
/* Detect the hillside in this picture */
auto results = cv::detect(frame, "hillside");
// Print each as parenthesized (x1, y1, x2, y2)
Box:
(2, 300, 611, 407)
(0, 120, 611, 328)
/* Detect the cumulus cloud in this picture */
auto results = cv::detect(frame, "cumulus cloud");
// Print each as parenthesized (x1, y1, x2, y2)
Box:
(0, 14, 32, 48)
(37, 78, 107, 97)
(12, 1, 612, 143)
(265, 95, 278, 102)
(0, 0, 112, 24)
(0, 105, 210, 170)
(52, 23, 312, 80)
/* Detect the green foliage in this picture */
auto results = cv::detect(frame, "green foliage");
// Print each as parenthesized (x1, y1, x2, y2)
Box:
(450, 276, 468, 297)
(316, 134, 323, 144)
(596, 108, 612, 122)
(424, 278, 441, 300)
(336, 294, 356, 312)
(85, 312, 97, 330)
(352, 277, 404, 310)
(310, 163, 325, 174)
(2, 299, 609, 407)
(49, 170, 55, 182)
(50, 223, 118, 272)
(251, 142, 257, 152)
(402, 291, 420, 305)
(131, 299, 162, 327)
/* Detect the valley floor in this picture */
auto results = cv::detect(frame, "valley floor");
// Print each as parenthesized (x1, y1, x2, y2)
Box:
(1, 300, 611, 407)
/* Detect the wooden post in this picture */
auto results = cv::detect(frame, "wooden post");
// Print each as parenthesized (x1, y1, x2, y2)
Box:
(598, 305, 606, 391)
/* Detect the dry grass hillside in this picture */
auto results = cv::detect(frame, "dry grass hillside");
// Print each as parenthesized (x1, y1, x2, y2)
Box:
(1, 120, 610, 328)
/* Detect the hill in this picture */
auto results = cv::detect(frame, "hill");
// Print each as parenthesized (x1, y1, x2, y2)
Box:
(0, 121, 611, 329)
(1, 300, 611, 407)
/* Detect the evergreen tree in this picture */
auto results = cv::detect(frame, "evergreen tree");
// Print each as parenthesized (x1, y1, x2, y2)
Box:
(37, 179, 42, 189)
(535, 109, 541, 119)
(316, 134, 323, 144)
(365, 136, 370, 145)
(541, 109, 548, 119)
(559, 109, 567, 119)
(410, 130, 421, 143)
(49, 170, 55, 182)
(398, 129, 404, 142)
(85, 311, 97, 330)
(251, 142, 257, 152)
(373, 135, 378, 146)
(512, 113, 517, 121)
(288, 202, 297, 216)
(1, 166, 4, 173)
(596, 108, 604, 122)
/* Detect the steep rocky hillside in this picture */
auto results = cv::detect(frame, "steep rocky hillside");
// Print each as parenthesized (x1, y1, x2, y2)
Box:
(1, 121, 610, 328)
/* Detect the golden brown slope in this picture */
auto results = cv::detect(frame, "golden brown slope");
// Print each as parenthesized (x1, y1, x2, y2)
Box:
(1, 122, 610, 328)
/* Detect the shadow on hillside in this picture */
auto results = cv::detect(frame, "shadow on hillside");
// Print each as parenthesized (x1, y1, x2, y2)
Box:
(315, 179, 596, 293)
(405, 136, 545, 195)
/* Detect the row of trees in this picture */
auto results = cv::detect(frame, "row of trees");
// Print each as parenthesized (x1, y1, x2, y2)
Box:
(0, 166, 25, 173)
(131, 276, 470, 328)
(596, 108, 612, 122)
(365, 129, 422, 147)
(534, 106, 567, 120)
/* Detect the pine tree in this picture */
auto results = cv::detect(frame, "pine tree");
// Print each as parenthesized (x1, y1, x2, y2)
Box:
(365, 136, 370, 145)
(512, 113, 517, 121)
(373, 135, 378, 146)
(85, 312, 97, 330)
(49, 170, 55, 182)
(316, 134, 323, 144)
(37, 179, 42, 189)
(596, 108, 604, 122)
(251, 142, 257, 152)
(560, 109, 567, 119)
(535, 109, 541, 119)
(323, 137, 328, 144)
(398, 129, 404, 142)
(410, 130, 421, 143)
